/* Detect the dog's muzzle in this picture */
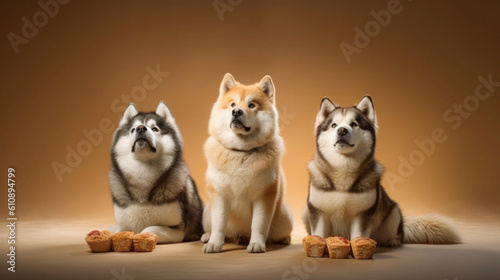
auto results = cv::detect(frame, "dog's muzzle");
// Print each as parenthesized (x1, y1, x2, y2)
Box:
(132, 137, 156, 152)
(230, 115, 251, 132)
(334, 139, 354, 147)
(334, 126, 354, 147)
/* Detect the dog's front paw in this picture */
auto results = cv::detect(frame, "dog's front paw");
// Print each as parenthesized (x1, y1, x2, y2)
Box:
(201, 233, 210, 243)
(247, 242, 266, 253)
(202, 242, 223, 253)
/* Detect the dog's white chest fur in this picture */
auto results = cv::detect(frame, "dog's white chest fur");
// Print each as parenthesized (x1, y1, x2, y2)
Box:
(309, 187, 376, 218)
(114, 202, 182, 233)
(117, 156, 168, 189)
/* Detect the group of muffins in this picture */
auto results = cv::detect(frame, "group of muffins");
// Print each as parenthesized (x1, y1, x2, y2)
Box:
(86, 230, 375, 257)
(302, 235, 377, 259)
(85, 230, 158, 253)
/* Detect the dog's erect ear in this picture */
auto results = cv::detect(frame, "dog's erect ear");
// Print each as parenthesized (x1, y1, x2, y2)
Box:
(315, 97, 336, 127)
(219, 73, 237, 98)
(356, 95, 377, 125)
(119, 103, 139, 126)
(156, 101, 174, 122)
(257, 75, 276, 104)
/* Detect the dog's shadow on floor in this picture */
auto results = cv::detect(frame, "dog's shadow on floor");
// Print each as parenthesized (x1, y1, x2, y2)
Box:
(266, 244, 290, 252)
(186, 241, 291, 253)
(52, 243, 96, 256)
(236, 245, 291, 253)
(218, 244, 290, 253)
(371, 245, 401, 259)
(375, 246, 394, 254)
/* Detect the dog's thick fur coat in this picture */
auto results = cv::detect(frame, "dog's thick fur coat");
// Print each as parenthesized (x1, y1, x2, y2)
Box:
(303, 96, 461, 246)
(108, 102, 203, 243)
(202, 74, 293, 253)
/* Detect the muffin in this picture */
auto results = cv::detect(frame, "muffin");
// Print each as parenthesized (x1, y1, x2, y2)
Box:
(302, 235, 326, 257)
(325, 237, 351, 259)
(133, 233, 158, 252)
(111, 231, 135, 252)
(351, 237, 377, 259)
(85, 230, 113, 253)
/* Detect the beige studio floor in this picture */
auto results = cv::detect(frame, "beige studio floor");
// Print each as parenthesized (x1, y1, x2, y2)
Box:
(1, 217, 499, 280)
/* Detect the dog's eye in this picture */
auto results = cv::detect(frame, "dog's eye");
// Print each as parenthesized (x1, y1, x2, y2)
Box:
(130, 128, 135, 133)
(350, 122, 358, 127)
(248, 103, 255, 109)
(152, 127, 159, 132)
(332, 123, 337, 128)
(231, 103, 236, 107)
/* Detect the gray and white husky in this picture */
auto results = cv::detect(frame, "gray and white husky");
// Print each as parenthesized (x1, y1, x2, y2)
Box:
(303, 96, 461, 246)
(108, 101, 203, 243)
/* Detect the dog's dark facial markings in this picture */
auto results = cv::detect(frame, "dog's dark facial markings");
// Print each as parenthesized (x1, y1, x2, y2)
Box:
(354, 111, 376, 147)
(113, 112, 176, 145)
(111, 109, 183, 206)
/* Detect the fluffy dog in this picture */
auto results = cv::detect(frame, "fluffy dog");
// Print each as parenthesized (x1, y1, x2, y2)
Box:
(303, 96, 461, 246)
(108, 101, 203, 243)
(202, 74, 293, 253)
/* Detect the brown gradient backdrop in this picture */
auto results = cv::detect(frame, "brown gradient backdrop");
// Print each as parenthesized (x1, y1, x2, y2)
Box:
(1, 0, 499, 223)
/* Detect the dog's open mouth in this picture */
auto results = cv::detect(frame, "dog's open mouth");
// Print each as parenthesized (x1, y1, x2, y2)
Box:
(230, 120, 251, 132)
(334, 140, 355, 147)
(132, 138, 156, 153)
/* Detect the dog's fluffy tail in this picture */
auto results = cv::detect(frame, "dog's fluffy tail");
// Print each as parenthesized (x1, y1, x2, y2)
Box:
(403, 214, 461, 244)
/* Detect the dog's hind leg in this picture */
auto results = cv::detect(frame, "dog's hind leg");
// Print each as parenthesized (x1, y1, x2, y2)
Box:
(268, 201, 293, 245)
(372, 207, 403, 247)
(141, 226, 185, 244)
(237, 235, 250, 245)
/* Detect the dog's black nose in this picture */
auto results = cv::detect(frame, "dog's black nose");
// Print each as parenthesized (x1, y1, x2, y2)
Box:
(136, 125, 147, 133)
(232, 109, 243, 117)
(337, 127, 348, 136)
